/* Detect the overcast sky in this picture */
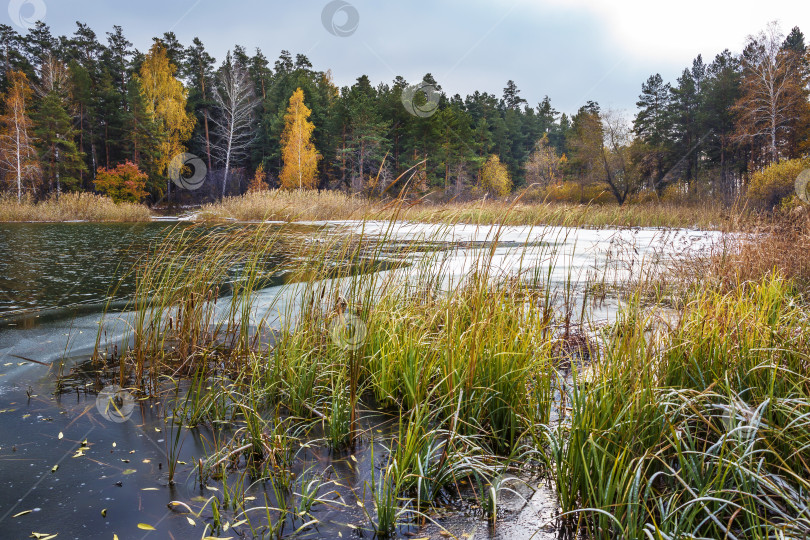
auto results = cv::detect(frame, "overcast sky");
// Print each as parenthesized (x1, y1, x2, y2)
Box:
(7, 0, 809, 115)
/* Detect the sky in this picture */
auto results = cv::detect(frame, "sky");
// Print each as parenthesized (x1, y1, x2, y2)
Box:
(5, 0, 809, 115)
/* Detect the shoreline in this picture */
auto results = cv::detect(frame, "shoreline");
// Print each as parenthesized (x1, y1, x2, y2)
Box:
(0, 190, 746, 230)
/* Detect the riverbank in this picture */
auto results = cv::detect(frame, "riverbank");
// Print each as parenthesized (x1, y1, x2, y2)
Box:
(197, 189, 742, 229)
(0, 189, 747, 229)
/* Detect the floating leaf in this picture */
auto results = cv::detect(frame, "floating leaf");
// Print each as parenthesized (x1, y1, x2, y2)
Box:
(30, 534, 57, 540)
(122, 469, 136, 475)
(185, 517, 196, 527)
(57, 432, 63, 440)
(101, 509, 107, 518)
(50, 465, 58, 473)
(142, 487, 158, 491)
(12, 510, 32, 518)
(137, 523, 155, 530)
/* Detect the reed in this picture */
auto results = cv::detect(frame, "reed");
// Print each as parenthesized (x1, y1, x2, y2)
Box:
(94, 204, 809, 538)
(0, 192, 152, 221)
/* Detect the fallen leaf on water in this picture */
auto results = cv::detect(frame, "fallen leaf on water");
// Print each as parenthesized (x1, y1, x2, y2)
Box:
(186, 517, 196, 527)
(12, 510, 32, 518)
(112, 442, 116, 448)
(141, 487, 158, 491)
(350, 455, 357, 463)
(177, 460, 187, 465)
(101, 509, 107, 517)
(167, 501, 193, 513)
(122, 469, 136, 475)
(137, 523, 155, 530)
(50, 465, 58, 473)
(30, 534, 57, 540)
(72, 449, 85, 458)
(22, 414, 30, 419)
(205, 486, 219, 492)
(114, 535, 119, 540)
(58, 432, 63, 440)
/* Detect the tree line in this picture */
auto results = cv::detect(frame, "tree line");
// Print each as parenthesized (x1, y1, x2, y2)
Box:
(0, 20, 807, 205)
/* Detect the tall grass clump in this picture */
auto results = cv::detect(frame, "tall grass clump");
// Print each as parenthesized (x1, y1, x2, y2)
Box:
(0, 192, 152, 221)
(540, 273, 810, 538)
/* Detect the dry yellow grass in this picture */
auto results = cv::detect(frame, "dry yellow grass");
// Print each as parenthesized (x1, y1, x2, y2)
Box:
(196, 189, 373, 222)
(0, 193, 152, 222)
(197, 189, 742, 230)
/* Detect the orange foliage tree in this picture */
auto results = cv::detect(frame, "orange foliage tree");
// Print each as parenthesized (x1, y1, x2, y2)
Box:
(94, 161, 149, 203)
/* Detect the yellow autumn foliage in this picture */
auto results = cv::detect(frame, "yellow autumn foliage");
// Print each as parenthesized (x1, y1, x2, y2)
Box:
(280, 88, 321, 190)
(136, 44, 195, 185)
(479, 155, 512, 197)
(746, 157, 810, 208)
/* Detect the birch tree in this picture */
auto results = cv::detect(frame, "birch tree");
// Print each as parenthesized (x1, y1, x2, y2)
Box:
(0, 70, 39, 200)
(211, 52, 256, 197)
(733, 22, 810, 165)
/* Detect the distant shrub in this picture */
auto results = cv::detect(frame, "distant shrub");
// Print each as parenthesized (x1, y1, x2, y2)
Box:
(746, 158, 810, 209)
(581, 182, 615, 204)
(545, 181, 582, 203)
(94, 161, 149, 203)
(479, 155, 512, 197)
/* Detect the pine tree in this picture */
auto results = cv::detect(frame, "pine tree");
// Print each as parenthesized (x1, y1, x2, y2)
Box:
(280, 88, 320, 189)
(34, 57, 85, 195)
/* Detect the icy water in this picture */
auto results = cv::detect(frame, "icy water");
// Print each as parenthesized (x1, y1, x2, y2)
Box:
(0, 221, 720, 539)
